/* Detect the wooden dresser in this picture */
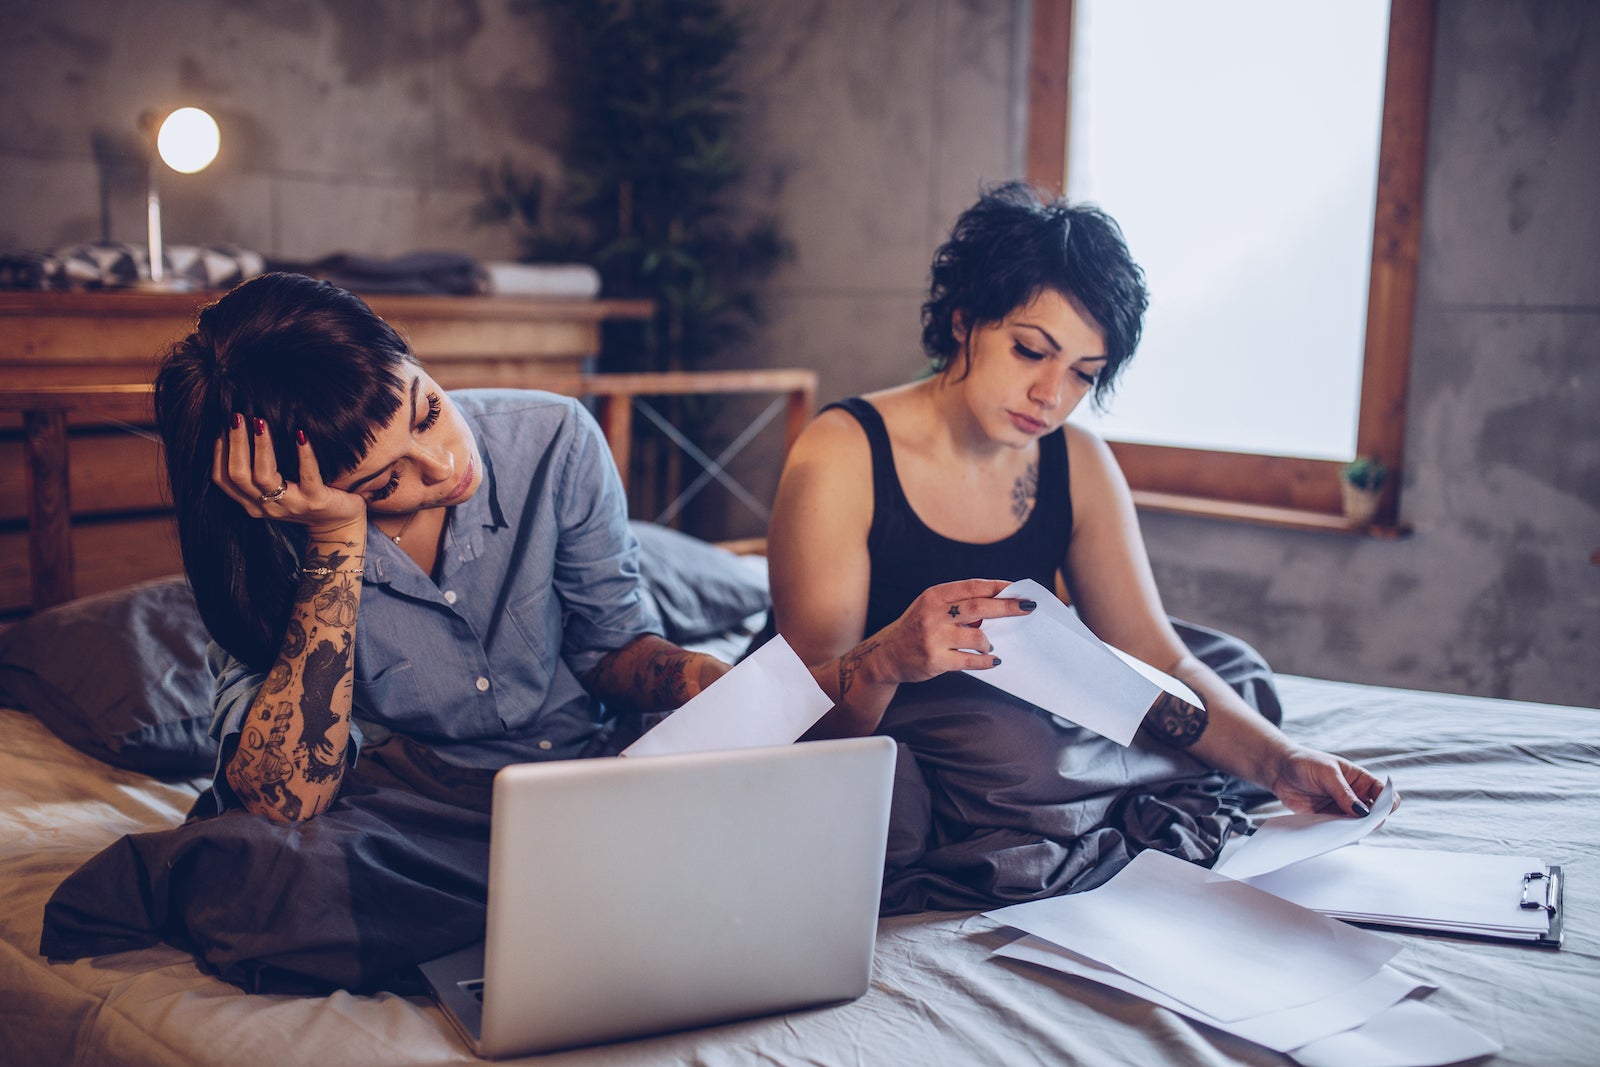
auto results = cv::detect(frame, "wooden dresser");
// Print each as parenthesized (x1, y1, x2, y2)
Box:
(0, 290, 652, 615)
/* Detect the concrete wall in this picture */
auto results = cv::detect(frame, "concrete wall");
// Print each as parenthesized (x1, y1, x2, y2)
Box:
(2, 1, 1594, 707)
(0, 0, 559, 260)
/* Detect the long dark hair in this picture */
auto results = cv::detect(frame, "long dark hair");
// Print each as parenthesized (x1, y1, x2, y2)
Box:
(154, 273, 412, 670)
(921, 182, 1149, 409)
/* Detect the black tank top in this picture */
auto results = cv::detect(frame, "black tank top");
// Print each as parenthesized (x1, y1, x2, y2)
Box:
(828, 397, 1072, 639)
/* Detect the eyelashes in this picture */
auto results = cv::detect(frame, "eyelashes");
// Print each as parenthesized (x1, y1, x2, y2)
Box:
(419, 392, 442, 432)
(370, 469, 401, 502)
(366, 393, 444, 503)
(1014, 342, 1098, 387)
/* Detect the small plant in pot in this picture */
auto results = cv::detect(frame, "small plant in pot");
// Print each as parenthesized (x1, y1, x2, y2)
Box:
(1340, 456, 1388, 525)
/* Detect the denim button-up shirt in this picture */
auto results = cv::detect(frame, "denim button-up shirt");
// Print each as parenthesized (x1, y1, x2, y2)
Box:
(207, 391, 662, 808)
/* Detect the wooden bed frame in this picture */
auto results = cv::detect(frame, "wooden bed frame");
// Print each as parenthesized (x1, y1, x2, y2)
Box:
(0, 369, 816, 615)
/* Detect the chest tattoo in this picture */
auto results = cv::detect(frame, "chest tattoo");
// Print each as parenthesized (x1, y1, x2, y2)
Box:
(1011, 460, 1039, 523)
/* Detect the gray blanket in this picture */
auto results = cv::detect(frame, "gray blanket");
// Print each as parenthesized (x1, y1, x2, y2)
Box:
(41, 620, 1278, 992)
(879, 619, 1278, 913)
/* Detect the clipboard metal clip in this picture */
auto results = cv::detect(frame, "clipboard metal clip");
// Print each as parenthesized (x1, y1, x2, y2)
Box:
(1520, 869, 1559, 913)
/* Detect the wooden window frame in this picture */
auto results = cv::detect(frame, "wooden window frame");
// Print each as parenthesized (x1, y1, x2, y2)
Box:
(1027, 0, 1436, 534)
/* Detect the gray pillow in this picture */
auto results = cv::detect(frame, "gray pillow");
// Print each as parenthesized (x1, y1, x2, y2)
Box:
(630, 521, 770, 643)
(0, 575, 216, 776)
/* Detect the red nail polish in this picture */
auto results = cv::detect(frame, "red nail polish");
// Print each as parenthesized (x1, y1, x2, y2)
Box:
(297, 429, 307, 446)
(253, 418, 266, 436)
(232, 413, 243, 430)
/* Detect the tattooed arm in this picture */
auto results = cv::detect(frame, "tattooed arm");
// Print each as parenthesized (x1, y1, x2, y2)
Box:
(767, 408, 1033, 738)
(1063, 423, 1383, 816)
(800, 579, 1033, 739)
(225, 532, 364, 822)
(581, 634, 731, 714)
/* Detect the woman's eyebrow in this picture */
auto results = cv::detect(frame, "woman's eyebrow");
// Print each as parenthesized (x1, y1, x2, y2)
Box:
(1016, 322, 1062, 351)
(344, 377, 420, 492)
(1016, 322, 1107, 362)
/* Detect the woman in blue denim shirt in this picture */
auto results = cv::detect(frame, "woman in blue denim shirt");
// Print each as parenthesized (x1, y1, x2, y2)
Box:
(153, 271, 734, 823)
(43, 272, 749, 993)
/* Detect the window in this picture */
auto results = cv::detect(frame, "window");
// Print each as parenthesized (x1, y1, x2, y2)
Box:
(1027, 0, 1436, 532)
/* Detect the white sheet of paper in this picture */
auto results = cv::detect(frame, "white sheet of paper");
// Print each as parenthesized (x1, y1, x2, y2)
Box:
(1288, 998, 1501, 1067)
(966, 579, 1205, 745)
(1244, 844, 1550, 937)
(620, 635, 831, 758)
(984, 849, 1400, 1022)
(995, 935, 1429, 1053)
(990, 578, 1204, 705)
(1216, 779, 1398, 880)
(972, 609, 1154, 745)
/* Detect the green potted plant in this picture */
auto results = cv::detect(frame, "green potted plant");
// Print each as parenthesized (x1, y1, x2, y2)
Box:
(477, 0, 789, 533)
(1340, 456, 1388, 525)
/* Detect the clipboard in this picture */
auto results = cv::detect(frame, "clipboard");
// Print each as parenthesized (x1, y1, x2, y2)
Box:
(1240, 847, 1566, 949)
(1521, 865, 1565, 948)
(1336, 865, 1565, 949)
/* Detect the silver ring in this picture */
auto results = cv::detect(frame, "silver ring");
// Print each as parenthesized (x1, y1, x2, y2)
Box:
(259, 481, 289, 504)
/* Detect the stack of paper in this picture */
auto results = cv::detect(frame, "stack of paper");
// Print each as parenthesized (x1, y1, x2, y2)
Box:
(985, 850, 1501, 1066)
(1216, 779, 1558, 945)
(1243, 845, 1552, 941)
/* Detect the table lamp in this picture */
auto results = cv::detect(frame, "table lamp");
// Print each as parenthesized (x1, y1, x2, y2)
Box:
(142, 106, 220, 288)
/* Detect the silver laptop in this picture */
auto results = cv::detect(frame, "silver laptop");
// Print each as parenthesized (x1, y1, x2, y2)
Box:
(419, 735, 897, 1058)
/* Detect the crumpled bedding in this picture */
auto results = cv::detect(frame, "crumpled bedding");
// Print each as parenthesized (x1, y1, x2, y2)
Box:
(879, 674, 1247, 912)
(37, 622, 1276, 994)
(39, 735, 494, 995)
(3, 674, 1599, 1067)
(878, 619, 1277, 912)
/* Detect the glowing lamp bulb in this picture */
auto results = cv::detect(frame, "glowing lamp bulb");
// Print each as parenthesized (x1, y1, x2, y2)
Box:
(156, 107, 220, 174)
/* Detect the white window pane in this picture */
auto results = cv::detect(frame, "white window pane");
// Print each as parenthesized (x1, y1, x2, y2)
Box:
(1066, 0, 1391, 460)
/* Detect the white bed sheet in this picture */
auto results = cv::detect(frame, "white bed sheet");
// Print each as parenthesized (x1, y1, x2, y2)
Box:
(3, 676, 1597, 1067)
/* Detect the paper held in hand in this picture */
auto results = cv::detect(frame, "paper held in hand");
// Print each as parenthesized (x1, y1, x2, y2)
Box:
(962, 578, 1202, 746)
(621, 635, 832, 758)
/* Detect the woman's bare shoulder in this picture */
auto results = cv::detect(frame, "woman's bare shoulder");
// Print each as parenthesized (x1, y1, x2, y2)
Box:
(1062, 419, 1136, 525)
(790, 403, 870, 465)
(1063, 420, 1119, 475)
(786, 382, 921, 479)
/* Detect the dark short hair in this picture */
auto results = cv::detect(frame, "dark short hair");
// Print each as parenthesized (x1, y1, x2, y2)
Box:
(920, 182, 1149, 408)
(154, 272, 413, 668)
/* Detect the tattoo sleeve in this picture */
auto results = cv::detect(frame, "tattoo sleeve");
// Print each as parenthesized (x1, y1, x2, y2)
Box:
(583, 635, 709, 714)
(224, 538, 363, 822)
(1141, 691, 1209, 748)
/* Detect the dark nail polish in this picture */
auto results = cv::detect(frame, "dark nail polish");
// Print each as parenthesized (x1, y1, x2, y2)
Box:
(297, 429, 307, 446)
(1351, 801, 1371, 817)
(232, 412, 243, 430)
(1020, 599, 1037, 612)
(253, 417, 266, 436)
(991, 656, 1002, 667)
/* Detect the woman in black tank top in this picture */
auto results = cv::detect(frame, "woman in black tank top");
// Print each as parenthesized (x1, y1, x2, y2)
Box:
(762, 184, 1386, 912)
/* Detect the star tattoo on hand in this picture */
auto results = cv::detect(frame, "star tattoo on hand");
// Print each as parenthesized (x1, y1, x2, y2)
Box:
(948, 605, 961, 618)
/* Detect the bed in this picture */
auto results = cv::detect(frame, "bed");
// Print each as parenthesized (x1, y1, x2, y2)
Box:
(4, 655, 1598, 1066)
(2, 382, 1598, 1066)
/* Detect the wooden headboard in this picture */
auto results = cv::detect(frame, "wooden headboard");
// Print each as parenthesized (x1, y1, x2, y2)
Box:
(0, 369, 816, 616)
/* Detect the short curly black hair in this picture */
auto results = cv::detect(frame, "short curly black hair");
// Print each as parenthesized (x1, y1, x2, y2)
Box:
(920, 182, 1148, 409)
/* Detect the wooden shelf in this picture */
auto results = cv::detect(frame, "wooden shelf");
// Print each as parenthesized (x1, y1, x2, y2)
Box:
(1131, 490, 1411, 539)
